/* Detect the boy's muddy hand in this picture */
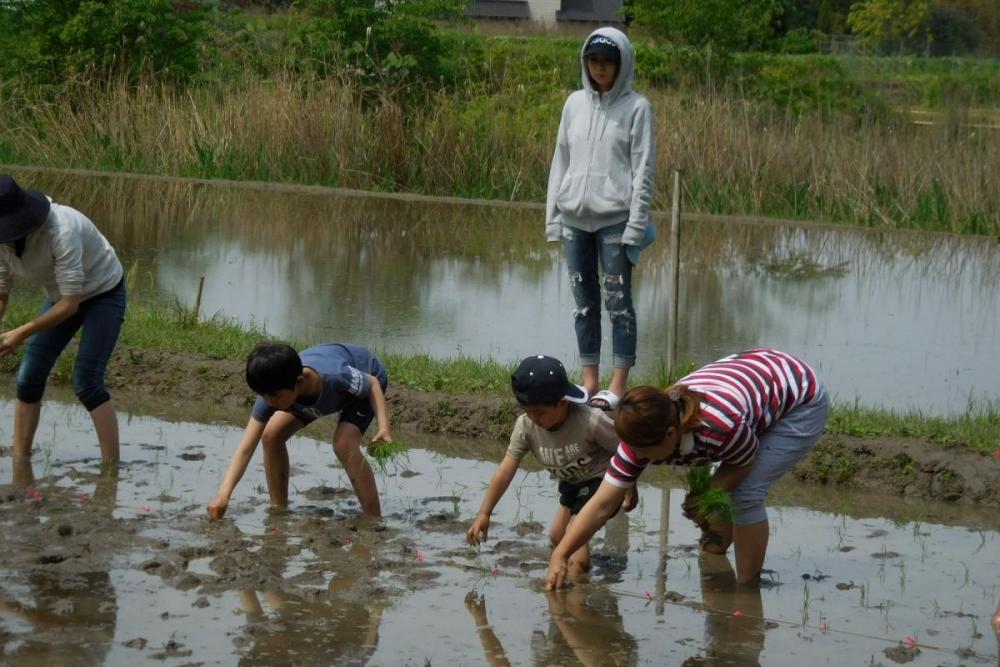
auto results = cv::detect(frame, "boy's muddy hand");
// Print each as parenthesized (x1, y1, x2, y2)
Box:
(992, 606, 1000, 634)
(206, 497, 228, 520)
(545, 555, 570, 591)
(369, 427, 393, 445)
(467, 514, 490, 545)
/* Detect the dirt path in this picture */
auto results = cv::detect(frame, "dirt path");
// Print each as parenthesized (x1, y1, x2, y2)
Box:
(4, 344, 999, 508)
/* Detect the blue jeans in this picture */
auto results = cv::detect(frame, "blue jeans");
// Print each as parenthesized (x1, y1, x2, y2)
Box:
(16, 280, 127, 411)
(562, 222, 636, 369)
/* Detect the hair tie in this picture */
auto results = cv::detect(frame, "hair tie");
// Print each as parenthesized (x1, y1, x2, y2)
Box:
(668, 390, 681, 402)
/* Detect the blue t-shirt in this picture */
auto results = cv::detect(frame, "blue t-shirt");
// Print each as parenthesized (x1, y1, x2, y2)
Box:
(251, 344, 386, 424)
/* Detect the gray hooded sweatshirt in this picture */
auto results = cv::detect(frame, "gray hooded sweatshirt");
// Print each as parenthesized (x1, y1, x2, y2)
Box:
(545, 27, 656, 247)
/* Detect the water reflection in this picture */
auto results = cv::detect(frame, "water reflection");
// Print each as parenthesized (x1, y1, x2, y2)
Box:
(685, 554, 766, 667)
(539, 587, 639, 666)
(0, 571, 118, 665)
(463, 586, 639, 667)
(233, 522, 382, 666)
(11, 170, 1000, 413)
(0, 471, 120, 665)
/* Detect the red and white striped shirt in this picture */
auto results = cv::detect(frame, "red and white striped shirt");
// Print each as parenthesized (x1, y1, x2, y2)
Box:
(605, 348, 820, 488)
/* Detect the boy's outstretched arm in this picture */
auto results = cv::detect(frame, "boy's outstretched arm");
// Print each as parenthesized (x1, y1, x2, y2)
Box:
(207, 416, 266, 519)
(467, 455, 520, 546)
(366, 374, 392, 444)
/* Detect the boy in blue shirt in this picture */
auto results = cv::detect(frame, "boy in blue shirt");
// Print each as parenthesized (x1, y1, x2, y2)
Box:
(207, 342, 392, 519)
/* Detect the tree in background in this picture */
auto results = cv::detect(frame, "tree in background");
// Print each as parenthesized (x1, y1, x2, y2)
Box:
(817, 0, 855, 33)
(292, 0, 469, 88)
(0, 0, 210, 85)
(629, 0, 785, 52)
(848, 0, 932, 53)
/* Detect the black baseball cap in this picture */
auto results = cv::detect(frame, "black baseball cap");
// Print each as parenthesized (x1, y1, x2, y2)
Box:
(583, 34, 620, 61)
(511, 355, 588, 405)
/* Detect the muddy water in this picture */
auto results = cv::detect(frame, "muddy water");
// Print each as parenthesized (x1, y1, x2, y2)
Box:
(7, 171, 1000, 415)
(1, 393, 998, 666)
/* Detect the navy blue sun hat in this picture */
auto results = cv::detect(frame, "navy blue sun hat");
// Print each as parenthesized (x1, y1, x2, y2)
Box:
(583, 34, 620, 61)
(0, 175, 50, 243)
(511, 355, 588, 405)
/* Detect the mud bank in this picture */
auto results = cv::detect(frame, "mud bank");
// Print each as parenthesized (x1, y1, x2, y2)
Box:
(4, 344, 1000, 508)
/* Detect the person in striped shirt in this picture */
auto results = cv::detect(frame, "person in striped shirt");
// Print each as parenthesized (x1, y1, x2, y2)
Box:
(546, 348, 829, 588)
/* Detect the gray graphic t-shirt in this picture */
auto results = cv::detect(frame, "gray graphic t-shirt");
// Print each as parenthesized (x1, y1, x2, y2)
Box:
(251, 344, 385, 424)
(505, 403, 619, 483)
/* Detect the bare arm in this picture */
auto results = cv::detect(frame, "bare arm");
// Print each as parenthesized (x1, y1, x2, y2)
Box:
(467, 455, 520, 545)
(0, 292, 8, 323)
(546, 481, 627, 590)
(366, 374, 392, 444)
(207, 416, 266, 519)
(0, 294, 82, 356)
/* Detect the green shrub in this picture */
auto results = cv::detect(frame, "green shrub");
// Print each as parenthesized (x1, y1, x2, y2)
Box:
(0, 0, 211, 84)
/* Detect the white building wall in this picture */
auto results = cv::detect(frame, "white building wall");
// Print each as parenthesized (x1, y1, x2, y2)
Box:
(526, 0, 561, 23)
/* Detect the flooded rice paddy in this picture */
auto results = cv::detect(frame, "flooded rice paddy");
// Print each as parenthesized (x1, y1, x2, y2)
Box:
(1, 392, 998, 666)
(11, 170, 1000, 416)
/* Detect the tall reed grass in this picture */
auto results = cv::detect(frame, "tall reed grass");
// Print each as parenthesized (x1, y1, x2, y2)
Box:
(0, 72, 996, 234)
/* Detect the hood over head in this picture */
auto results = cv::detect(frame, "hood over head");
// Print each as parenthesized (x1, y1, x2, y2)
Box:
(580, 27, 634, 104)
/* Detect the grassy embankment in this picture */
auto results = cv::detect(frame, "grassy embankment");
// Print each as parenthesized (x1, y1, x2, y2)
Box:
(0, 29, 997, 234)
(0, 290, 995, 454)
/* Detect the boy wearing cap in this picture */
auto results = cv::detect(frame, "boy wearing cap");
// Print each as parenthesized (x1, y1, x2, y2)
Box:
(545, 27, 656, 412)
(466, 355, 637, 576)
(0, 174, 126, 473)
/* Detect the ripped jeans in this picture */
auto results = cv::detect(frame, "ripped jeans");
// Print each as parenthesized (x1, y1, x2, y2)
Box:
(562, 221, 636, 369)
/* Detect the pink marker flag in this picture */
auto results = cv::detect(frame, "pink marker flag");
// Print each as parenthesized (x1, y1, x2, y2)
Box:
(416, 548, 425, 562)
(904, 635, 918, 648)
(644, 591, 653, 601)
(140, 505, 151, 513)
(490, 564, 499, 575)
(732, 610, 744, 617)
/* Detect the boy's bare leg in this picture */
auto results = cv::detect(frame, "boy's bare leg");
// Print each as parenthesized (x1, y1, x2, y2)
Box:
(261, 412, 304, 509)
(12, 400, 42, 458)
(548, 505, 572, 548)
(332, 422, 380, 518)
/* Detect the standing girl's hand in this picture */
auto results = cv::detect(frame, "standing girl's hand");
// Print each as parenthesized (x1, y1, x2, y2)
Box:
(992, 603, 1000, 634)
(545, 552, 570, 591)
(0, 328, 26, 356)
(467, 513, 491, 546)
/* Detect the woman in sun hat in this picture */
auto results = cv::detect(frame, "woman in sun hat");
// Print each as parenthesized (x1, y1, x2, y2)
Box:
(545, 27, 656, 413)
(0, 174, 126, 471)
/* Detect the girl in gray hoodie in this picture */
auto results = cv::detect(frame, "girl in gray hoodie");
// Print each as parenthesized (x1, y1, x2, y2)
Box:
(546, 27, 656, 411)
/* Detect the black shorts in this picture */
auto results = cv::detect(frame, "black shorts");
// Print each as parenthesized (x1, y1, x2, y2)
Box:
(337, 372, 388, 434)
(558, 477, 604, 515)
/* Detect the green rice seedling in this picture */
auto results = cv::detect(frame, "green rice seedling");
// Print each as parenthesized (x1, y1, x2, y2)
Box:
(366, 440, 408, 474)
(686, 466, 734, 524)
